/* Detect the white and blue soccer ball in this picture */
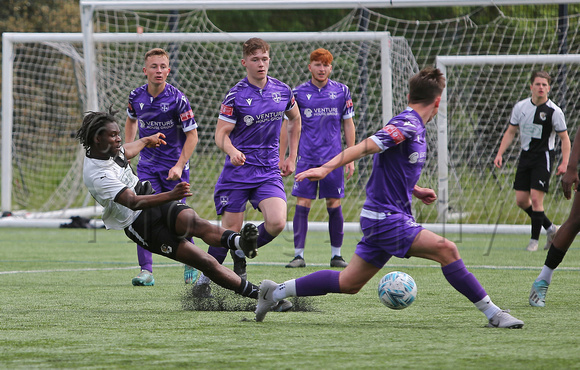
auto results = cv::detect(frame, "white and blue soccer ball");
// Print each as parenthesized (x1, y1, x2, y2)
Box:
(378, 271, 417, 310)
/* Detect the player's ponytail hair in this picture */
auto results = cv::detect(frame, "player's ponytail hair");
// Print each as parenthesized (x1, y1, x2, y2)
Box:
(408, 67, 446, 105)
(76, 107, 118, 155)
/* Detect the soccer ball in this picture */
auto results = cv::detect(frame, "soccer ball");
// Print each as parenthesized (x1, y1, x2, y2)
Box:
(378, 271, 417, 310)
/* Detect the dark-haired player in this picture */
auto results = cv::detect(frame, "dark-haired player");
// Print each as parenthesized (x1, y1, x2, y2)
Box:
(77, 109, 260, 299)
(494, 71, 570, 252)
(255, 67, 524, 329)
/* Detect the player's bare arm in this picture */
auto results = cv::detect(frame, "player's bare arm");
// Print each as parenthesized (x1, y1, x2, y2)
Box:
(280, 104, 301, 177)
(296, 137, 380, 182)
(556, 130, 571, 176)
(342, 117, 356, 180)
(168, 129, 198, 180)
(123, 133, 166, 159)
(561, 129, 580, 199)
(124, 117, 138, 144)
(412, 185, 437, 205)
(215, 119, 246, 166)
(494, 124, 518, 168)
(116, 181, 192, 210)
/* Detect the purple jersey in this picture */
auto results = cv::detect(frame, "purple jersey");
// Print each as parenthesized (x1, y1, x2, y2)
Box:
(293, 79, 354, 163)
(217, 76, 295, 185)
(364, 107, 427, 215)
(127, 83, 197, 170)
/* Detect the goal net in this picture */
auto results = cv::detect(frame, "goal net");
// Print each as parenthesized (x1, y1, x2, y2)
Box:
(5, 6, 580, 228)
(2, 12, 417, 223)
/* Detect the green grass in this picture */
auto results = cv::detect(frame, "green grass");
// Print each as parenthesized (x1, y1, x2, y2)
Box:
(1, 228, 580, 369)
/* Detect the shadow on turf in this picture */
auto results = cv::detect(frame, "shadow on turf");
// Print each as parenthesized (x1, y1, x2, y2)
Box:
(181, 283, 318, 312)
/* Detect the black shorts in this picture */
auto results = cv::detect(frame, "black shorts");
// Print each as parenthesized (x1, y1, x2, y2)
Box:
(124, 201, 191, 258)
(513, 150, 555, 193)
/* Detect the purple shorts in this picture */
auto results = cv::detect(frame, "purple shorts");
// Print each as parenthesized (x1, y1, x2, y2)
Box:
(354, 210, 424, 268)
(214, 177, 286, 215)
(292, 160, 345, 199)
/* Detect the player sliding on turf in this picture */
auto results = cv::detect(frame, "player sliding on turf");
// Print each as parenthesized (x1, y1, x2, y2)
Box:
(77, 108, 261, 298)
(255, 67, 524, 329)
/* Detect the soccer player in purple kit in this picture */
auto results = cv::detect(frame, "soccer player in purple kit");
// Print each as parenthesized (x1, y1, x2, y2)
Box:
(285, 48, 355, 269)
(193, 38, 300, 308)
(125, 48, 198, 286)
(255, 67, 524, 328)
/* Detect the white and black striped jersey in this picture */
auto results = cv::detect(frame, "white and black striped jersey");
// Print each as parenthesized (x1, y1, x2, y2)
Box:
(510, 98, 566, 152)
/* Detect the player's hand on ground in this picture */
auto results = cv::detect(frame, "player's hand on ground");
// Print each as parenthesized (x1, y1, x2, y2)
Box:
(229, 149, 246, 166)
(144, 133, 167, 148)
(171, 182, 193, 199)
(493, 155, 502, 168)
(561, 169, 579, 200)
(295, 167, 329, 182)
(345, 161, 355, 180)
(413, 186, 437, 205)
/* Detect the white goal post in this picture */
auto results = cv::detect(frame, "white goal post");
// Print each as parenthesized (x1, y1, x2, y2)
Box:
(436, 54, 580, 224)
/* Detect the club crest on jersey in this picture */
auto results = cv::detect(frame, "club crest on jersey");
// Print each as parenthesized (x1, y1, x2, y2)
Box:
(160, 244, 173, 254)
(160, 103, 170, 112)
(272, 92, 282, 103)
(329, 91, 337, 100)
(540, 112, 547, 121)
(304, 108, 313, 118)
(244, 115, 255, 126)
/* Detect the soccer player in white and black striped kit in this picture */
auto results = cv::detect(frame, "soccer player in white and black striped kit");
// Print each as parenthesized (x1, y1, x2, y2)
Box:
(494, 71, 570, 251)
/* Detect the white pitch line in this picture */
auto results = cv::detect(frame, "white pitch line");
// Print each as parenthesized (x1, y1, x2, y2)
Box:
(2, 262, 580, 275)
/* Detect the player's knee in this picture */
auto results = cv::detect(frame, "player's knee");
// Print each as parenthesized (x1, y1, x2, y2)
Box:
(340, 281, 363, 294)
(266, 218, 286, 236)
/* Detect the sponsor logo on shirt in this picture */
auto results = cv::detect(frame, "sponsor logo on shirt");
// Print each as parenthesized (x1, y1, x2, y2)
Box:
(246, 98, 253, 106)
(272, 92, 282, 103)
(304, 108, 313, 118)
(307, 94, 312, 100)
(139, 103, 145, 110)
(220, 104, 233, 116)
(382, 124, 405, 144)
(180, 109, 194, 121)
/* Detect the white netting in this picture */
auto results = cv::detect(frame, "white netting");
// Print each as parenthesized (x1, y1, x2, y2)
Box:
(5, 7, 580, 226)
(6, 40, 87, 212)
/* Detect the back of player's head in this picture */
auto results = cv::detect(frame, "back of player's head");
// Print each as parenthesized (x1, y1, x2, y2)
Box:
(408, 67, 446, 105)
(531, 70, 551, 85)
(76, 107, 118, 152)
(243, 38, 270, 57)
(144, 48, 169, 63)
(310, 48, 333, 65)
